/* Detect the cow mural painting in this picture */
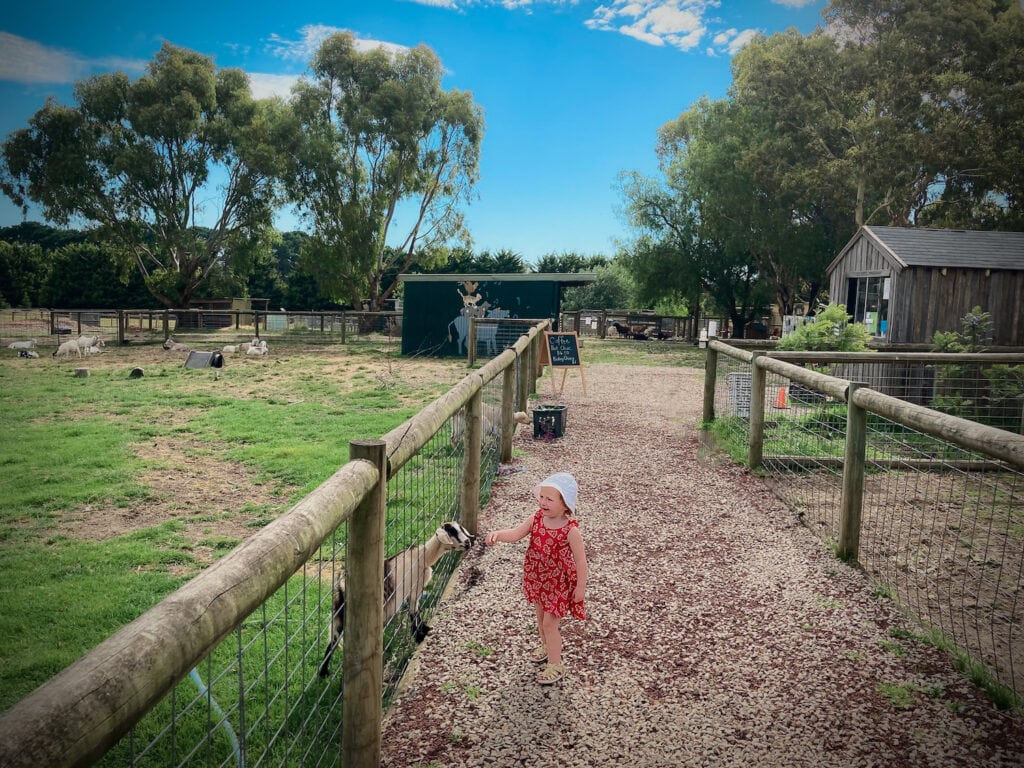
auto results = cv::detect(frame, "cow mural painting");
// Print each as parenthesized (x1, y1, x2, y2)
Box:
(398, 273, 597, 358)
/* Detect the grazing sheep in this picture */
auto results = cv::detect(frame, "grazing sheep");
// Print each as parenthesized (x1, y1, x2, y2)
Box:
(53, 339, 81, 358)
(7, 340, 36, 350)
(317, 521, 475, 677)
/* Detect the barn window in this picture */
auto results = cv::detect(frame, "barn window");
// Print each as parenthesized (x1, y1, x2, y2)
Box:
(846, 276, 890, 337)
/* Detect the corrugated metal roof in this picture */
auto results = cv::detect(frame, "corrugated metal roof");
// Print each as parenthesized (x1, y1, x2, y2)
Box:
(864, 226, 1024, 270)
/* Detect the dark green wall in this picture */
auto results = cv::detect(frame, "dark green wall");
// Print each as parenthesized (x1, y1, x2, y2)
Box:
(401, 278, 561, 356)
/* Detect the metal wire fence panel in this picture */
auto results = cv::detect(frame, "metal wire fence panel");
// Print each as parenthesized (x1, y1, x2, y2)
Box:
(857, 429, 1024, 699)
(97, 402, 498, 766)
(709, 343, 1024, 703)
(760, 369, 845, 544)
(826, 358, 1024, 434)
(98, 524, 348, 768)
(381, 420, 465, 701)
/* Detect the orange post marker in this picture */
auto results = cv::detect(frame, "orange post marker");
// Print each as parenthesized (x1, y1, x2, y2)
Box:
(775, 386, 788, 409)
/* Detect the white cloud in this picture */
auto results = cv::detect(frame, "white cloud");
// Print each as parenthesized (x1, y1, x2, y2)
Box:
(247, 72, 301, 100)
(402, 0, 544, 7)
(713, 28, 735, 46)
(708, 26, 760, 55)
(266, 24, 408, 63)
(725, 28, 759, 53)
(584, 1, 712, 52)
(0, 32, 146, 84)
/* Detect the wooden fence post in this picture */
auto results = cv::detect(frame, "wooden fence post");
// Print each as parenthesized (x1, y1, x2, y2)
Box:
(702, 345, 718, 423)
(748, 353, 766, 470)
(839, 382, 867, 561)
(501, 365, 515, 463)
(343, 440, 387, 768)
(460, 389, 483, 535)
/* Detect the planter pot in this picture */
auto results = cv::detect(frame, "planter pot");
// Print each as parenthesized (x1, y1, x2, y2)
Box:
(533, 405, 568, 439)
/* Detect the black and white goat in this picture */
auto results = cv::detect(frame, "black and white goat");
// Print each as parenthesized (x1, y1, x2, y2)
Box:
(317, 521, 475, 677)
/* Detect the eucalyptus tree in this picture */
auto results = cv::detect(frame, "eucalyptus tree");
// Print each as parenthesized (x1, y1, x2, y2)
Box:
(734, 0, 1024, 229)
(281, 33, 484, 311)
(0, 42, 284, 308)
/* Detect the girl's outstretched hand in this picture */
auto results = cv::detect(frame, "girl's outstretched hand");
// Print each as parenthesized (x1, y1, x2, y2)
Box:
(485, 531, 499, 546)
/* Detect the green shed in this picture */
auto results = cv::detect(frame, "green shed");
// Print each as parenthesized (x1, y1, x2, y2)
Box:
(398, 273, 596, 357)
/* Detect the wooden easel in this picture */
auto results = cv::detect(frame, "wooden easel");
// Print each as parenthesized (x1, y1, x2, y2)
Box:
(542, 331, 586, 396)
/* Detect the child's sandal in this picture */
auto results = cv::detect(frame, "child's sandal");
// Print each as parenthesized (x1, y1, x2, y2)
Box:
(537, 663, 565, 685)
(530, 646, 548, 663)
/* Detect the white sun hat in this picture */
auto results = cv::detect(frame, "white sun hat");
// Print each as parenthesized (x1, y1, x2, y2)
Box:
(534, 472, 579, 513)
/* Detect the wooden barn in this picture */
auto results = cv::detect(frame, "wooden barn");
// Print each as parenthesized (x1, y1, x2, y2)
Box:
(826, 226, 1024, 346)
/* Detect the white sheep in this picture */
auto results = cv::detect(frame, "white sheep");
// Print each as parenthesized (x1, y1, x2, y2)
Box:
(7, 340, 36, 350)
(317, 521, 475, 677)
(85, 345, 103, 355)
(222, 344, 240, 353)
(53, 339, 81, 358)
(163, 337, 190, 352)
(76, 335, 103, 351)
(246, 340, 268, 356)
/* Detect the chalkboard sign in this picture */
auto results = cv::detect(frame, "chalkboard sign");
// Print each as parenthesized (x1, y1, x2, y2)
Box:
(545, 332, 580, 367)
(542, 332, 586, 396)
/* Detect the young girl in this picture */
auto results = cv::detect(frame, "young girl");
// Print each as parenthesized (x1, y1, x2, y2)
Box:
(485, 472, 588, 685)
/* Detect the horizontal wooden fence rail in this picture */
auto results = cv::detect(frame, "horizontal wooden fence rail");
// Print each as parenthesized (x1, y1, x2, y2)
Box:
(0, 321, 550, 768)
(0, 459, 380, 768)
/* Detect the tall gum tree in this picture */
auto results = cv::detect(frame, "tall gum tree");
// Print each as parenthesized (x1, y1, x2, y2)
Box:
(281, 33, 484, 311)
(0, 42, 284, 308)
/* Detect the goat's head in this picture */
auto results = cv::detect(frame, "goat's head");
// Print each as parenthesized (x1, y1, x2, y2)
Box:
(436, 521, 475, 551)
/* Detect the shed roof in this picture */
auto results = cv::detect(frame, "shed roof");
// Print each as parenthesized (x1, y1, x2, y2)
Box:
(828, 226, 1024, 274)
(400, 272, 597, 286)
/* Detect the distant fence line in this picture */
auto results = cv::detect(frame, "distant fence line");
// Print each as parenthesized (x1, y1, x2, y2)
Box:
(0, 308, 403, 346)
(0, 321, 550, 768)
(705, 340, 1024, 704)
(559, 309, 731, 341)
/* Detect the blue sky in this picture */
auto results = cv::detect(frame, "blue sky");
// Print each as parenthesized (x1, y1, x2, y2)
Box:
(0, 0, 826, 264)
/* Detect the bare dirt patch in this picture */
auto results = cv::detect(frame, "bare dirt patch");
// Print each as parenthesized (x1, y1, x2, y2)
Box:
(60, 435, 282, 563)
(44, 339, 467, 560)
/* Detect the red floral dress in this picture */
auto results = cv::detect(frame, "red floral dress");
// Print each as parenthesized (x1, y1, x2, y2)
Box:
(523, 510, 586, 619)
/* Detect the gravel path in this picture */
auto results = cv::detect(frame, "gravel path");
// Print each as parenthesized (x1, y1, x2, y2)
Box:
(381, 363, 1024, 767)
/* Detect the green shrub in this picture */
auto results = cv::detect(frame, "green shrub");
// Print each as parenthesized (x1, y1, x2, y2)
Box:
(776, 303, 873, 352)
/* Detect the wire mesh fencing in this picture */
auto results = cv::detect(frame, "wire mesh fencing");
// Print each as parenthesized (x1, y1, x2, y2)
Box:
(98, 523, 349, 768)
(0, 325, 549, 768)
(707, 343, 1024, 704)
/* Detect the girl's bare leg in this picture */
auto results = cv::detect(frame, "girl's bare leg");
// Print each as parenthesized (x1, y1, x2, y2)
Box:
(534, 602, 547, 649)
(541, 610, 562, 665)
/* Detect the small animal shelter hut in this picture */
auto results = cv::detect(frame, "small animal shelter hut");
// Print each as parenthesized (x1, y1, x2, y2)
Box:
(826, 226, 1024, 346)
(398, 273, 596, 357)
